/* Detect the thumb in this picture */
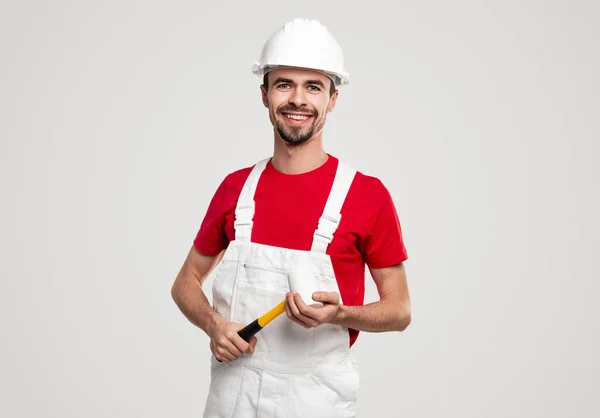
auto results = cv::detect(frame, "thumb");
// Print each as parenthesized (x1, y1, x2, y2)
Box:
(249, 336, 258, 352)
(313, 291, 339, 304)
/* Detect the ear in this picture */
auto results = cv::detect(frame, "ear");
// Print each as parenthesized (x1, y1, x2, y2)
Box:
(327, 90, 339, 113)
(260, 84, 269, 108)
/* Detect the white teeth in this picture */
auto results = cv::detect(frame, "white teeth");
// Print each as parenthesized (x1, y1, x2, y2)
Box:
(285, 114, 309, 120)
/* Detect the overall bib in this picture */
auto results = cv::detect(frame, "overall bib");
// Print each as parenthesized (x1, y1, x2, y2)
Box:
(203, 158, 360, 418)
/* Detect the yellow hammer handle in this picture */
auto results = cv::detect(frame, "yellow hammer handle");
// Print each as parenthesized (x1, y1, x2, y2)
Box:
(257, 300, 286, 327)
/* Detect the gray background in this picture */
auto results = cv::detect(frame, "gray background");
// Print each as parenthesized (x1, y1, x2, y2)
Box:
(1, 0, 599, 417)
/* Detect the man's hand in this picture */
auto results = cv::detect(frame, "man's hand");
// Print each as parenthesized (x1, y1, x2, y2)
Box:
(208, 316, 257, 362)
(285, 291, 343, 328)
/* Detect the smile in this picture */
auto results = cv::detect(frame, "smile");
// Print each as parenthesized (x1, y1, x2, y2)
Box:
(283, 113, 313, 123)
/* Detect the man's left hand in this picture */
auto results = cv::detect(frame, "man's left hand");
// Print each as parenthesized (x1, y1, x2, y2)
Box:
(285, 291, 343, 328)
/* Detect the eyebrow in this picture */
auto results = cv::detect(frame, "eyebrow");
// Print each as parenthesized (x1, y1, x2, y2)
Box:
(272, 77, 294, 85)
(306, 79, 326, 88)
(272, 77, 326, 88)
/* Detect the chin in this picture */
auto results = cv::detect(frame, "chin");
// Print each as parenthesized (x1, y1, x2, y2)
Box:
(283, 138, 310, 146)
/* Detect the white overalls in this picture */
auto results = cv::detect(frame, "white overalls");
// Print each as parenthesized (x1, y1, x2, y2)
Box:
(203, 158, 360, 418)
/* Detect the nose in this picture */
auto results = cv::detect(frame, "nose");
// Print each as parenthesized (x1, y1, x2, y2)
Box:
(288, 86, 307, 108)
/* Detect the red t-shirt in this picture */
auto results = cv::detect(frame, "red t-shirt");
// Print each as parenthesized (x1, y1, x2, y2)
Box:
(194, 154, 408, 346)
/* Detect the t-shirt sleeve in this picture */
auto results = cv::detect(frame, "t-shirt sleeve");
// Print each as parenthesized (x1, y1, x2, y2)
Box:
(361, 181, 408, 269)
(193, 177, 231, 256)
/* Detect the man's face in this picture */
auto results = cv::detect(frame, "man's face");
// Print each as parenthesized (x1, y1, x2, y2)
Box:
(261, 67, 338, 146)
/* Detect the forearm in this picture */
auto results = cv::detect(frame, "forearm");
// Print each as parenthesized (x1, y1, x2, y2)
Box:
(171, 275, 222, 337)
(332, 297, 411, 332)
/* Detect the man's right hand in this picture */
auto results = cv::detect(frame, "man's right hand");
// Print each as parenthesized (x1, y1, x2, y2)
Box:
(209, 316, 257, 362)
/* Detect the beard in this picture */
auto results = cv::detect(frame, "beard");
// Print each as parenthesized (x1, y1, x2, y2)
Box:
(273, 106, 325, 146)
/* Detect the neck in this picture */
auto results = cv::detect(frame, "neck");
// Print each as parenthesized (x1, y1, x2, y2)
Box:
(271, 131, 328, 174)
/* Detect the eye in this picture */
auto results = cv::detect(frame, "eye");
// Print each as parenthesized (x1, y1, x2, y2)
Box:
(277, 83, 291, 89)
(308, 85, 321, 91)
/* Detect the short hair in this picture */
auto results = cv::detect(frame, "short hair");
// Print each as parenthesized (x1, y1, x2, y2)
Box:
(263, 73, 336, 97)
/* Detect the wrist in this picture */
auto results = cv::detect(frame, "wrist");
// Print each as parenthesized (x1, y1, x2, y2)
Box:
(206, 312, 225, 338)
(332, 304, 349, 325)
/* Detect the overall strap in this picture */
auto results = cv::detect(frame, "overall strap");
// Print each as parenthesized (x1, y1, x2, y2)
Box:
(234, 158, 270, 241)
(311, 160, 357, 253)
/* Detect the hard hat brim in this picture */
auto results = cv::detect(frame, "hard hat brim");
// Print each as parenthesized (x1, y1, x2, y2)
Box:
(252, 63, 350, 86)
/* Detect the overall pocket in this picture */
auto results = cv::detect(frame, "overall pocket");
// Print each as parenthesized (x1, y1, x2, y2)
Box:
(241, 262, 290, 293)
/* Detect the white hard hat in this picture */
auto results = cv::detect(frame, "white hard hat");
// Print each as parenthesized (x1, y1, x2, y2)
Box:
(252, 18, 350, 86)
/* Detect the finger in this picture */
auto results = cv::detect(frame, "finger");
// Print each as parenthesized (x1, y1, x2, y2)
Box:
(231, 335, 250, 354)
(285, 293, 293, 319)
(212, 341, 234, 362)
(225, 326, 250, 354)
(312, 291, 339, 304)
(249, 336, 257, 353)
(216, 342, 237, 362)
(215, 350, 234, 362)
(286, 293, 311, 327)
(290, 293, 318, 327)
(218, 335, 243, 359)
(286, 293, 309, 328)
(294, 293, 319, 319)
(227, 338, 246, 357)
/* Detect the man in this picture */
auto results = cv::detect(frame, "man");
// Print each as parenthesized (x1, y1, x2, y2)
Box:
(171, 18, 411, 418)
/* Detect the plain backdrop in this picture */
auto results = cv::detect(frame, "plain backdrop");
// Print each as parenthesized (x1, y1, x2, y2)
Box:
(1, 1, 599, 417)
